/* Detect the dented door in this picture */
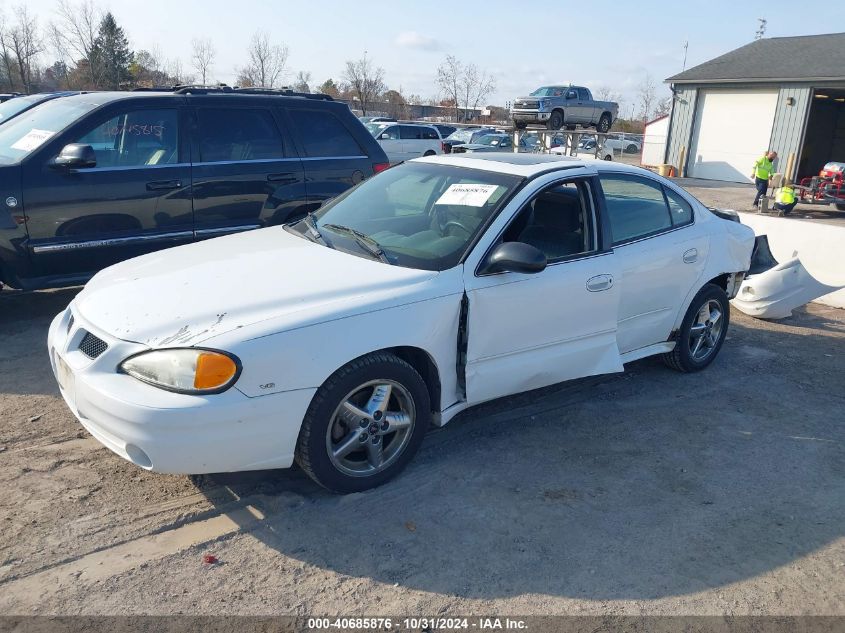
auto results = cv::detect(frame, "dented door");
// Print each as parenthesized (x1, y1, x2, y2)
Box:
(463, 253, 623, 405)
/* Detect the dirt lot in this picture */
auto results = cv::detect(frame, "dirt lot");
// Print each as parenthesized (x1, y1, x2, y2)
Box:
(1, 290, 844, 616)
(1, 179, 845, 616)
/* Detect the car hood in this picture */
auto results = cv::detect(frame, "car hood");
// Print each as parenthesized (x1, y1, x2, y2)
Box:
(73, 227, 440, 347)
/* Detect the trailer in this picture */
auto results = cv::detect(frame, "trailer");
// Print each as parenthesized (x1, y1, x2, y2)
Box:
(797, 162, 845, 211)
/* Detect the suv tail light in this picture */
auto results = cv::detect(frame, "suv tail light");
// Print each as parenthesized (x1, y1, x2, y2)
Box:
(373, 162, 390, 174)
(441, 142, 446, 152)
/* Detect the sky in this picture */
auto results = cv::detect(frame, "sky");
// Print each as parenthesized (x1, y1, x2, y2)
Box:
(20, 0, 845, 111)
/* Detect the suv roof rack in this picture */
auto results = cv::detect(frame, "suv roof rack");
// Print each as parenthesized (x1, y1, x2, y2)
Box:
(171, 84, 333, 100)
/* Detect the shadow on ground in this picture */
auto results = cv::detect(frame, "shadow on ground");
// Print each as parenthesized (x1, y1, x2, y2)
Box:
(194, 316, 845, 601)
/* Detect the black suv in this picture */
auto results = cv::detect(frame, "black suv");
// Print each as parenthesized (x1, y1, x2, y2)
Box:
(0, 87, 389, 290)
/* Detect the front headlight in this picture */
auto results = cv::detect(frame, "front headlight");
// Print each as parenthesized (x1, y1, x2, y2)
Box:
(120, 348, 241, 394)
(541, 98, 552, 109)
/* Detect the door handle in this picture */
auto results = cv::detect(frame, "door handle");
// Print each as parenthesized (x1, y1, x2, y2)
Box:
(683, 248, 698, 264)
(586, 274, 613, 292)
(267, 173, 299, 184)
(146, 180, 181, 191)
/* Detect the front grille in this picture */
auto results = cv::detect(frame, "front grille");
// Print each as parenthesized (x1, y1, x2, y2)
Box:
(79, 331, 108, 359)
(514, 99, 539, 109)
(67, 314, 75, 333)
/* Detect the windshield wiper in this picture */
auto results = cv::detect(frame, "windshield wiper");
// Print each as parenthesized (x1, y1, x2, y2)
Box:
(302, 212, 327, 245)
(323, 223, 389, 263)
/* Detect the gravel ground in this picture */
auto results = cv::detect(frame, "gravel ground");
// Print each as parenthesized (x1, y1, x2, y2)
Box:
(0, 187, 844, 616)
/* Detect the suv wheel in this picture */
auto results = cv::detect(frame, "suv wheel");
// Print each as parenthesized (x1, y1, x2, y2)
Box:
(547, 111, 564, 130)
(514, 120, 527, 130)
(295, 352, 431, 493)
(663, 284, 730, 373)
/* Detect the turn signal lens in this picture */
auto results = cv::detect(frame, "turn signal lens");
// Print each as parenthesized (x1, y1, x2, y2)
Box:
(194, 352, 238, 390)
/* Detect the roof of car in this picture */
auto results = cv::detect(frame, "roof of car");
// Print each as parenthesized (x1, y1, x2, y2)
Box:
(416, 153, 654, 178)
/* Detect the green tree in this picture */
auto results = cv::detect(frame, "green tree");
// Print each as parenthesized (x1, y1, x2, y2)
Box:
(90, 12, 131, 89)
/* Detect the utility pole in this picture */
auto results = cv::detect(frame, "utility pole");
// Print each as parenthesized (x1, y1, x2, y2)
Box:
(755, 18, 767, 40)
(682, 41, 689, 71)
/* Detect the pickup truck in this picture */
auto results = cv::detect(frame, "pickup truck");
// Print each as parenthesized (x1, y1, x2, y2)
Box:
(511, 86, 618, 132)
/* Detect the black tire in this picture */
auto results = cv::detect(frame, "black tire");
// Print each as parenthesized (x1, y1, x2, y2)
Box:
(597, 114, 611, 133)
(565, 124, 576, 131)
(423, 150, 435, 156)
(295, 352, 431, 493)
(513, 120, 527, 130)
(626, 144, 638, 153)
(836, 203, 845, 212)
(547, 110, 564, 130)
(663, 284, 730, 373)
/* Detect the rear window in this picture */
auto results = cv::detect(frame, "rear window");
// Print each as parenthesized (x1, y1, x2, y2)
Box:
(197, 108, 285, 162)
(400, 125, 422, 140)
(289, 109, 364, 157)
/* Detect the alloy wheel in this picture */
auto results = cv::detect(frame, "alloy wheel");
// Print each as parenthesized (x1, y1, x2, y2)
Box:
(688, 299, 724, 362)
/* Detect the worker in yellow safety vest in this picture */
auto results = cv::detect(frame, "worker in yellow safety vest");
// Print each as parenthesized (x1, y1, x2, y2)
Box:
(752, 151, 778, 207)
(773, 179, 797, 216)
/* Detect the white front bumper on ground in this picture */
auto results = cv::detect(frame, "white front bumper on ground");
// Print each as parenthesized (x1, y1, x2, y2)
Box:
(47, 307, 316, 474)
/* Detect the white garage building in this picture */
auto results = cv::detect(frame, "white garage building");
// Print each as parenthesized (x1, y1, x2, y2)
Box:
(664, 33, 845, 183)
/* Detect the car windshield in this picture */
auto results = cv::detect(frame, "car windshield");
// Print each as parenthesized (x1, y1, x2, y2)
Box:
(365, 122, 390, 137)
(0, 95, 48, 123)
(445, 129, 475, 143)
(529, 87, 564, 97)
(476, 135, 506, 146)
(292, 162, 522, 271)
(0, 97, 99, 165)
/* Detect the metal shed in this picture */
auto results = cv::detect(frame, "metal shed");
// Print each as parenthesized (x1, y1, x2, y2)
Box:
(664, 33, 845, 183)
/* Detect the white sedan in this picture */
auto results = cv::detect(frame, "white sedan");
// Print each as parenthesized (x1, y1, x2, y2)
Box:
(48, 155, 755, 493)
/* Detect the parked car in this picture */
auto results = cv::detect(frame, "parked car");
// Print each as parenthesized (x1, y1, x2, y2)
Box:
(442, 127, 499, 152)
(511, 85, 618, 132)
(0, 93, 22, 103)
(451, 133, 535, 154)
(49, 153, 755, 493)
(366, 122, 442, 163)
(604, 135, 642, 154)
(360, 116, 396, 124)
(0, 91, 79, 126)
(0, 87, 388, 291)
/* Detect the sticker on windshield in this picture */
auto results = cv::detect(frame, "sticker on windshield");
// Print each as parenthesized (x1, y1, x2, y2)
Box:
(11, 129, 55, 152)
(435, 183, 500, 207)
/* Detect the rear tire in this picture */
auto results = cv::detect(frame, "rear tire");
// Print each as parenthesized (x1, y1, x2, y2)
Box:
(423, 150, 435, 156)
(295, 352, 431, 493)
(597, 114, 611, 133)
(663, 284, 730, 373)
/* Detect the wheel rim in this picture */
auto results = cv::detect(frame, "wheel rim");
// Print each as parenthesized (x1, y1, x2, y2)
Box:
(325, 380, 416, 477)
(688, 299, 724, 362)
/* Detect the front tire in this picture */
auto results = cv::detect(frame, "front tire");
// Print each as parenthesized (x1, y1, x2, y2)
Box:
(514, 120, 527, 130)
(423, 150, 435, 156)
(295, 352, 431, 493)
(663, 284, 730, 373)
(547, 110, 564, 130)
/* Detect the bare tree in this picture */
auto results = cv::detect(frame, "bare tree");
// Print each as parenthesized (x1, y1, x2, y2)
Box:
(168, 58, 194, 86)
(654, 95, 672, 118)
(237, 31, 288, 88)
(436, 55, 462, 121)
(342, 53, 386, 115)
(436, 55, 495, 122)
(51, 0, 100, 87)
(293, 70, 311, 93)
(3, 5, 44, 92)
(191, 37, 215, 84)
(637, 73, 657, 122)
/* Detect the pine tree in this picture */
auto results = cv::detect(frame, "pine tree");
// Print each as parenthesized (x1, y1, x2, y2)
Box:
(90, 13, 132, 89)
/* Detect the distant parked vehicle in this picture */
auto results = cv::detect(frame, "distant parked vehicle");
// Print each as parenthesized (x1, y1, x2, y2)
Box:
(511, 85, 618, 132)
(442, 127, 499, 152)
(367, 122, 442, 163)
(0, 93, 22, 103)
(551, 134, 613, 161)
(604, 135, 642, 154)
(0, 92, 79, 126)
(430, 123, 457, 139)
(360, 116, 396, 124)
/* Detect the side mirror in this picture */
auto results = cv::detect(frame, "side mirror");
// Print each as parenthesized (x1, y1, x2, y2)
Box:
(479, 242, 547, 275)
(51, 143, 96, 169)
(380, 133, 391, 140)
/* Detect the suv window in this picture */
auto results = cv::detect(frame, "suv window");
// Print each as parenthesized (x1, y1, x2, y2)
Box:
(76, 109, 179, 168)
(503, 181, 596, 261)
(288, 109, 364, 157)
(421, 127, 439, 140)
(600, 174, 675, 244)
(197, 108, 284, 163)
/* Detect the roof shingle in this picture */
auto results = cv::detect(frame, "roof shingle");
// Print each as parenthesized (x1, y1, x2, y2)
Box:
(667, 33, 845, 83)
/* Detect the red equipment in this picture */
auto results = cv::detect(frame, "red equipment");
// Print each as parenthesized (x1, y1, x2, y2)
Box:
(798, 161, 845, 210)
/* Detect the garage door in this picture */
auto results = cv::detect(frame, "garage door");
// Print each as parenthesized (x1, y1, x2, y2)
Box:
(688, 89, 779, 182)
